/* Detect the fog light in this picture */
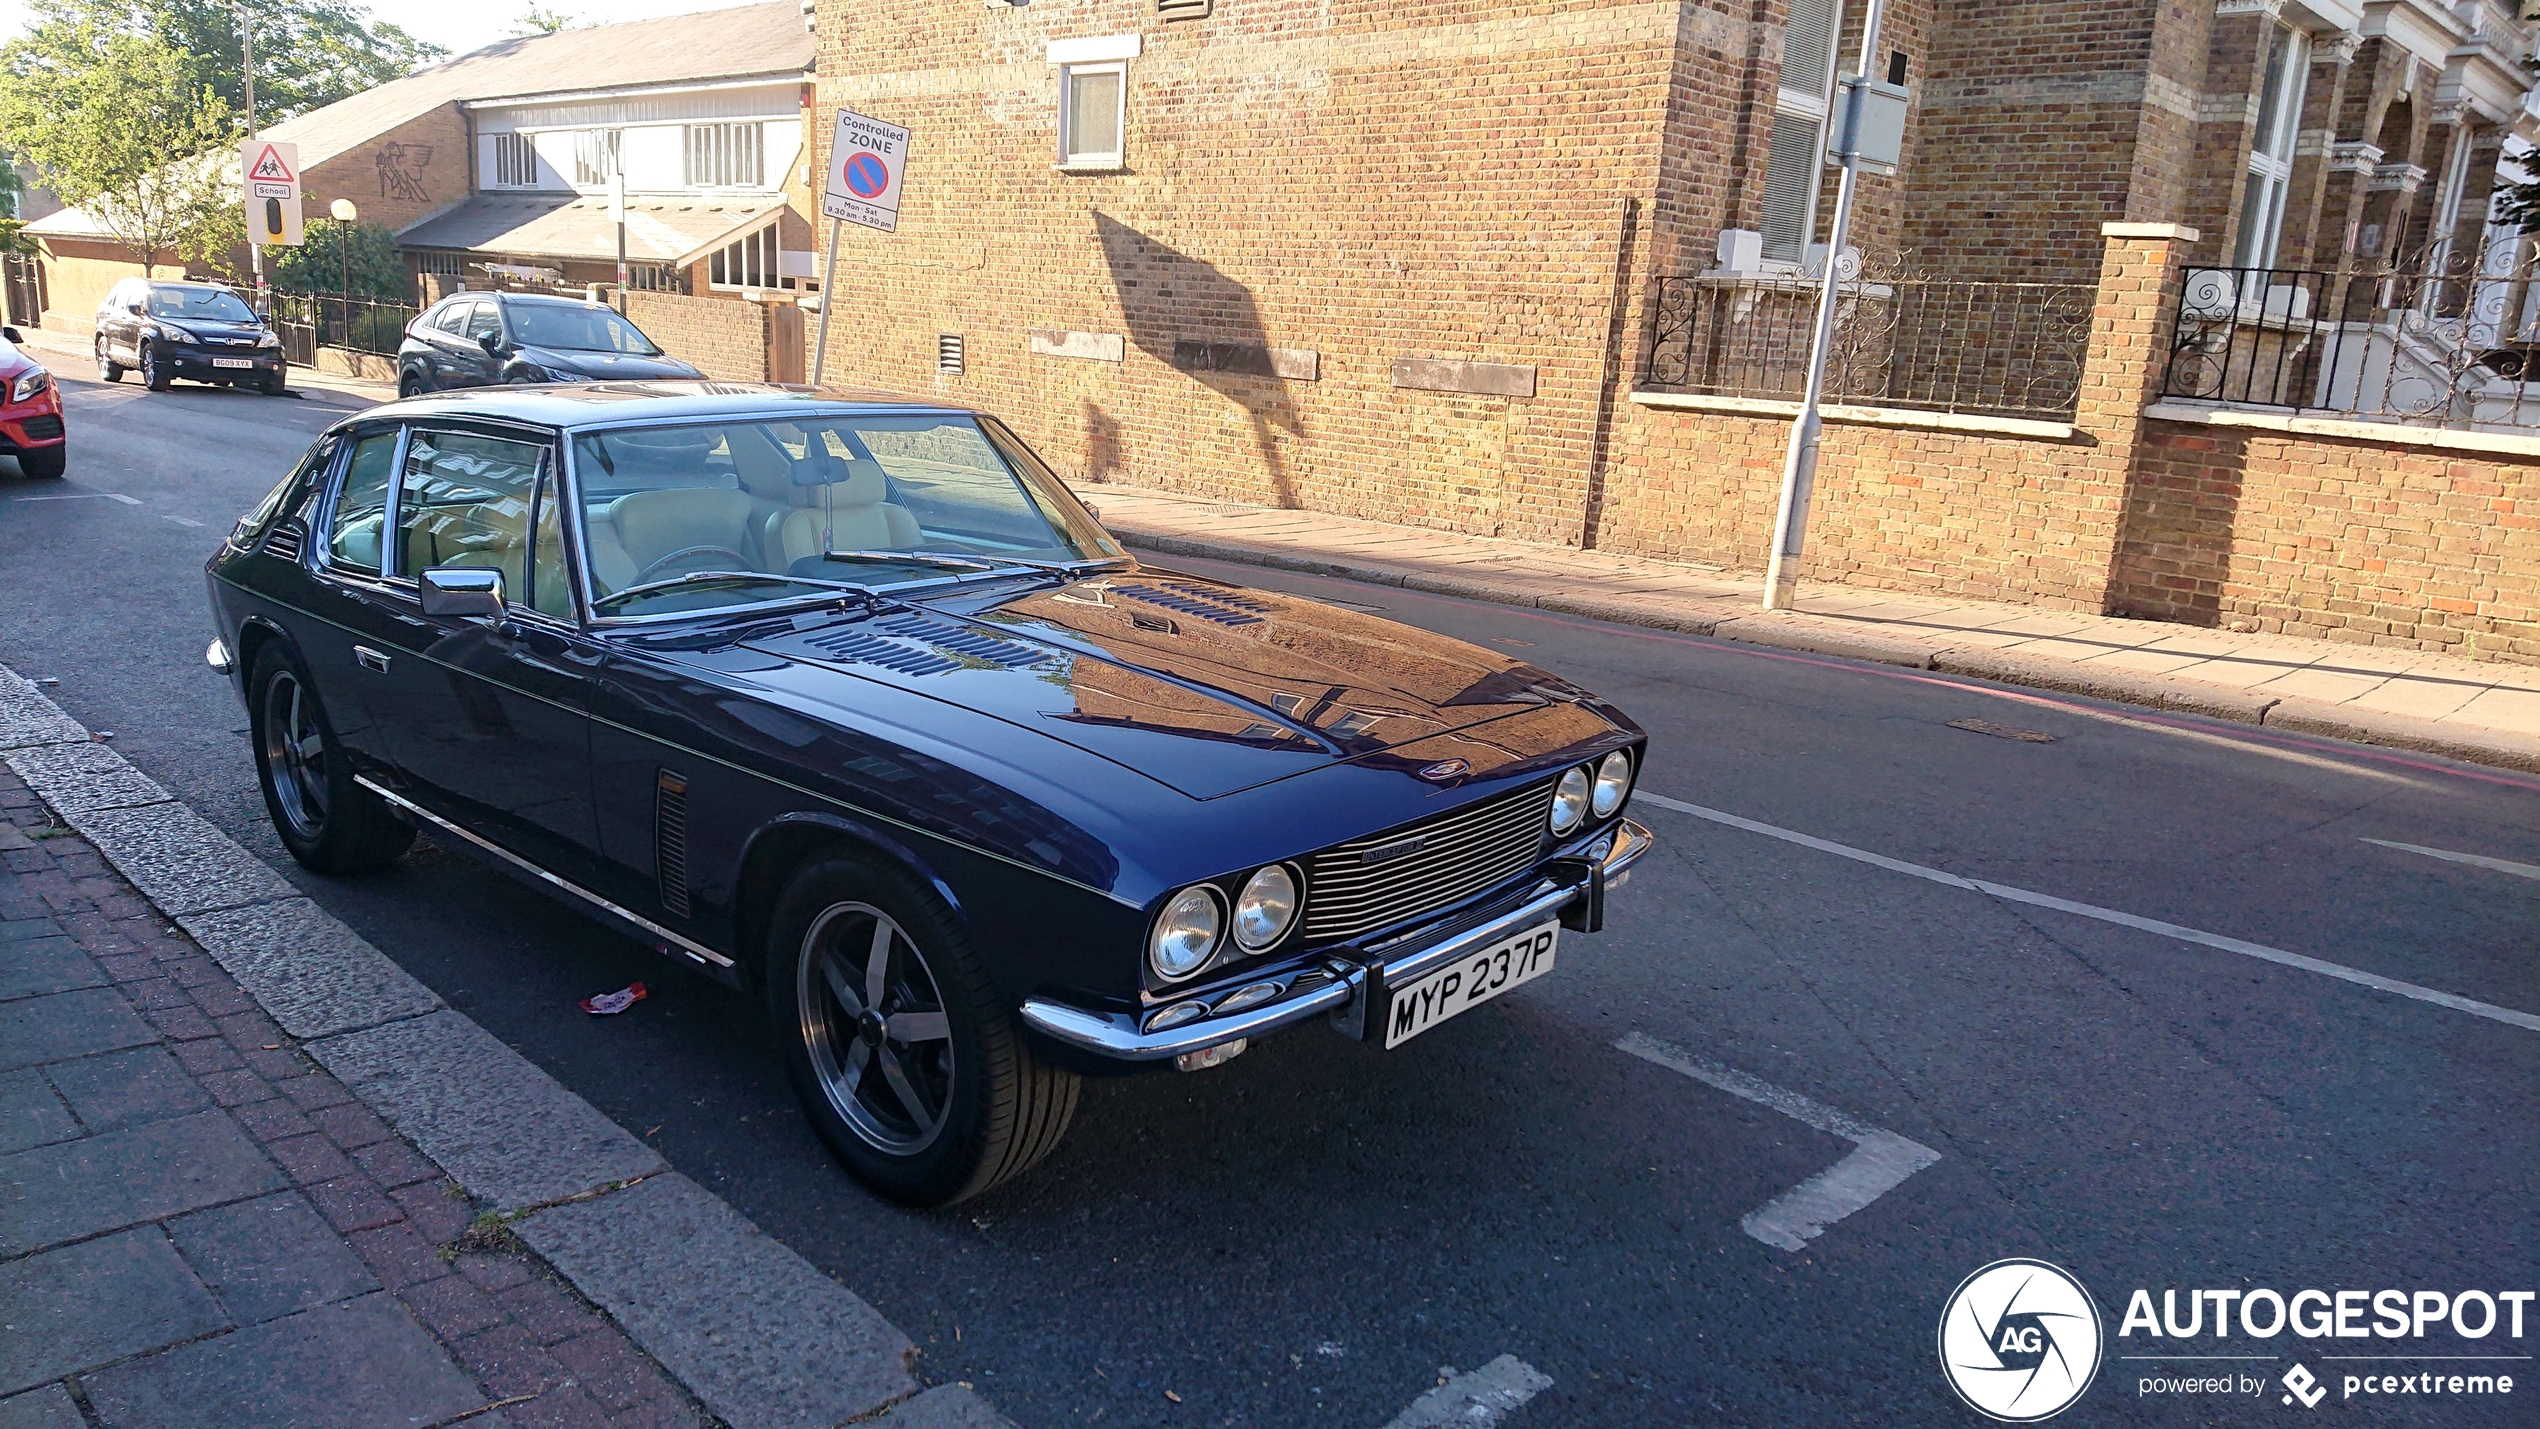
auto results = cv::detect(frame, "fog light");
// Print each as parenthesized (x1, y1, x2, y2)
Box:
(1214, 981, 1281, 1014)
(1175, 1038, 1247, 1072)
(1147, 1000, 1208, 1032)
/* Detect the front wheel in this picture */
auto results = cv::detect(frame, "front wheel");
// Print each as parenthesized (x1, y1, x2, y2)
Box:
(17, 446, 65, 480)
(248, 646, 413, 874)
(139, 341, 171, 391)
(767, 853, 1078, 1206)
(259, 371, 287, 396)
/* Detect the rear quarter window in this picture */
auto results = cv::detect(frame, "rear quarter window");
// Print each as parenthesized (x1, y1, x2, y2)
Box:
(229, 437, 338, 550)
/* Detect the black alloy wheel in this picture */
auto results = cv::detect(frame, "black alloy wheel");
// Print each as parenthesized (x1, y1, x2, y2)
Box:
(247, 645, 413, 874)
(139, 341, 171, 391)
(94, 334, 124, 383)
(767, 853, 1078, 1206)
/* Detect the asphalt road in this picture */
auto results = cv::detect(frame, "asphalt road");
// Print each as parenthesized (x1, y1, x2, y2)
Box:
(6, 359, 2536, 1428)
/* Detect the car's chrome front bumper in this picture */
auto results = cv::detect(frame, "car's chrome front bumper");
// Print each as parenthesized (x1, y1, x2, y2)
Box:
(1020, 816, 1655, 1062)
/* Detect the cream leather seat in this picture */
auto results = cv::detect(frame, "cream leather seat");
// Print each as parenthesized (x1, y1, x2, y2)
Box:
(777, 453, 920, 571)
(592, 487, 760, 592)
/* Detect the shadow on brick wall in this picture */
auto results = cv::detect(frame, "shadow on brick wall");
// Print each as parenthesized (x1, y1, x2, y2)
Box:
(2107, 425, 2248, 627)
(1093, 212, 1300, 507)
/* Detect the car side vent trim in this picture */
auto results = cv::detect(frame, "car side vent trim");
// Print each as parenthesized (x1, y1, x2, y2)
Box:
(1114, 582, 1268, 626)
(263, 522, 306, 563)
(799, 614, 1052, 676)
(655, 771, 691, 918)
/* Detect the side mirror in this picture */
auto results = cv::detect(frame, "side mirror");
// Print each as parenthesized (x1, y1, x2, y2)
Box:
(127, 303, 146, 316)
(420, 566, 505, 618)
(477, 333, 503, 357)
(0, 326, 18, 345)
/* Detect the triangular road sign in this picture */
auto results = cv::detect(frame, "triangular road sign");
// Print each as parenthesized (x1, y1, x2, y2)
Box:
(246, 143, 294, 183)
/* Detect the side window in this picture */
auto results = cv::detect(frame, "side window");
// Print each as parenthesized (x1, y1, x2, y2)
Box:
(326, 431, 400, 576)
(530, 471, 572, 619)
(397, 429, 544, 605)
(435, 301, 471, 334)
(465, 302, 503, 344)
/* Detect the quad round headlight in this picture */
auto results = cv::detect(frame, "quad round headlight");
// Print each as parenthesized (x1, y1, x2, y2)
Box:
(1231, 864, 1299, 952)
(1148, 885, 1223, 982)
(1591, 750, 1632, 818)
(1550, 766, 1592, 834)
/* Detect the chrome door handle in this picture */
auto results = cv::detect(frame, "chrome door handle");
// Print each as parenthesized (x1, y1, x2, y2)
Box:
(355, 646, 391, 673)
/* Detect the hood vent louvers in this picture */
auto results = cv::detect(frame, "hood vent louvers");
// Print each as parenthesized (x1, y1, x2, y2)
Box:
(798, 612, 1052, 676)
(1115, 582, 1270, 626)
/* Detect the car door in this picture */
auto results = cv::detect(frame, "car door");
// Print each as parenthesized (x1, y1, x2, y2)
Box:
(454, 300, 506, 388)
(361, 423, 605, 884)
(426, 301, 476, 387)
(99, 281, 137, 363)
(293, 425, 418, 772)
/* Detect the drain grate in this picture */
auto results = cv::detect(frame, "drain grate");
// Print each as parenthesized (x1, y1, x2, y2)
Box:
(1947, 718, 2055, 743)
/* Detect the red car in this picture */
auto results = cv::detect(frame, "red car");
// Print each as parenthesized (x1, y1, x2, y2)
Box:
(0, 325, 65, 480)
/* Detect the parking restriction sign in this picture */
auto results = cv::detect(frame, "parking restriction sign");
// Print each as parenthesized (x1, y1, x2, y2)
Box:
(822, 109, 908, 234)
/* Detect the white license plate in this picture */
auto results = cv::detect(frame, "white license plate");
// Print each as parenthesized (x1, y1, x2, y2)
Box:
(1382, 921, 1558, 1049)
(211, 357, 254, 369)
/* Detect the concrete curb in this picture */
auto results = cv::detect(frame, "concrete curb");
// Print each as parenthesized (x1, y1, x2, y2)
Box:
(0, 665, 1018, 1429)
(1115, 527, 2540, 777)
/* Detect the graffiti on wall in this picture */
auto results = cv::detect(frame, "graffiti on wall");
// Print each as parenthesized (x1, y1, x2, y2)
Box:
(375, 143, 433, 204)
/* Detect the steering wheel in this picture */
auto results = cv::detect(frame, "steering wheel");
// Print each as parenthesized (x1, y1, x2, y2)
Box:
(632, 545, 754, 584)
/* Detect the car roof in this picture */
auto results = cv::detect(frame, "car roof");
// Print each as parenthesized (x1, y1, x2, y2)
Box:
(346, 381, 989, 433)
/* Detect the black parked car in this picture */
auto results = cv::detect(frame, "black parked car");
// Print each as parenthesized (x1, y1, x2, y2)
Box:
(93, 279, 287, 394)
(202, 384, 1652, 1205)
(396, 293, 702, 396)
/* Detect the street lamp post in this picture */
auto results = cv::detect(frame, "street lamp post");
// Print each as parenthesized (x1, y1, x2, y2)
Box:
(330, 199, 357, 349)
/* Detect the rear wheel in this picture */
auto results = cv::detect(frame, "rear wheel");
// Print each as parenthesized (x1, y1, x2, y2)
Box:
(17, 446, 65, 480)
(767, 852, 1077, 1206)
(94, 334, 124, 383)
(398, 370, 426, 398)
(249, 646, 413, 874)
(139, 341, 171, 391)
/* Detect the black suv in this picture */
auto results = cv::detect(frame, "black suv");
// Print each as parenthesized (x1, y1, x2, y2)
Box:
(93, 280, 287, 394)
(395, 293, 702, 395)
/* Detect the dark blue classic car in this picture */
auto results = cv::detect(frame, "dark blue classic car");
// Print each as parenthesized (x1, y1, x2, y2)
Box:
(203, 384, 1652, 1205)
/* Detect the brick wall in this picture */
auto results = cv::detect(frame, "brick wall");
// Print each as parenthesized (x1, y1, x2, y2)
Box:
(2111, 425, 2540, 661)
(622, 290, 773, 382)
(30, 238, 186, 336)
(301, 103, 472, 238)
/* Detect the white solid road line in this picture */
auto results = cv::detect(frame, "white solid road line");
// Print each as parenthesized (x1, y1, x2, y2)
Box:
(2361, 837, 2540, 883)
(1616, 1032, 1941, 1252)
(1635, 792, 2540, 1035)
(1378, 1355, 1553, 1429)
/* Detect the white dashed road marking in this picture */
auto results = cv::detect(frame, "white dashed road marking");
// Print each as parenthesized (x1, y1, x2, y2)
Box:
(1378, 1355, 1552, 1429)
(1617, 1032, 1941, 1252)
(1634, 792, 2540, 1035)
(15, 491, 141, 504)
(2361, 837, 2540, 883)
(160, 514, 205, 529)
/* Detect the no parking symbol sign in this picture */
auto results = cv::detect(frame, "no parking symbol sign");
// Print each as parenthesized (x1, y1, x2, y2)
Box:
(823, 109, 908, 234)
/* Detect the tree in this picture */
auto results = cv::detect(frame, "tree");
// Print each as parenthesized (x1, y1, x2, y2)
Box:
(512, 6, 587, 35)
(11, 0, 443, 128)
(268, 218, 408, 300)
(0, 19, 234, 271)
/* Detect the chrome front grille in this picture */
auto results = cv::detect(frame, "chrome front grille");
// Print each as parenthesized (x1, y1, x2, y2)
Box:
(1301, 780, 1553, 942)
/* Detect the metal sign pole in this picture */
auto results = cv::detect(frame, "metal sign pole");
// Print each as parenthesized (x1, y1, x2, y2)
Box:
(240, 5, 263, 314)
(1763, 0, 1890, 612)
(809, 215, 841, 389)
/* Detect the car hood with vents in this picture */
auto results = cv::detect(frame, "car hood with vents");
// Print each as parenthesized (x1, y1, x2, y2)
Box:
(733, 570, 1630, 799)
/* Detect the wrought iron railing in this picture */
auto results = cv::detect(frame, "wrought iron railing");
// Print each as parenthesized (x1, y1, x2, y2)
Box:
(269, 292, 420, 367)
(2163, 236, 2540, 428)
(1642, 254, 2095, 421)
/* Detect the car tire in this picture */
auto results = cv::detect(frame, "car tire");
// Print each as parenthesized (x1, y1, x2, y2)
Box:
(139, 341, 171, 391)
(17, 446, 65, 480)
(95, 335, 124, 383)
(766, 851, 1079, 1207)
(260, 371, 287, 396)
(248, 645, 414, 875)
(398, 371, 426, 398)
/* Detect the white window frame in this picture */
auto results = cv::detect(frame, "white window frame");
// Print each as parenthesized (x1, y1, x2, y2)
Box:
(1758, 0, 1846, 265)
(491, 132, 541, 189)
(2233, 22, 2310, 271)
(708, 224, 782, 291)
(573, 128, 622, 188)
(684, 122, 764, 190)
(1049, 34, 1140, 172)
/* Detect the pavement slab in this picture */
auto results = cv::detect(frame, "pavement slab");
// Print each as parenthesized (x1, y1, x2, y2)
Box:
(178, 900, 442, 1041)
(0, 1072, 76, 1157)
(70, 802, 300, 919)
(518, 1172, 918, 1429)
(0, 935, 103, 1003)
(0, 1385, 81, 1429)
(41, 1046, 211, 1133)
(0, 1109, 284, 1256)
(3, 743, 172, 817)
(0, 987, 157, 1074)
(307, 1010, 665, 1212)
(0, 1228, 228, 1395)
(169, 1192, 381, 1326)
(78, 1292, 485, 1429)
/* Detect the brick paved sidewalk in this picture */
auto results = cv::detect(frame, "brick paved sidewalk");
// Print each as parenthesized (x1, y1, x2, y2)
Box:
(0, 769, 712, 1429)
(1089, 483, 2540, 770)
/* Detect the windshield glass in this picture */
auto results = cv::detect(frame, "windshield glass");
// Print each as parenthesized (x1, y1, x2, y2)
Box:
(509, 303, 659, 354)
(572, 413, 1123, 617)
(147, 286, 256, 324)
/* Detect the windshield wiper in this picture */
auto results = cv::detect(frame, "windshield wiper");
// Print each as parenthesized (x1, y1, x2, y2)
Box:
(592, 570, 875, 612)
(810, 549, 1134, 579)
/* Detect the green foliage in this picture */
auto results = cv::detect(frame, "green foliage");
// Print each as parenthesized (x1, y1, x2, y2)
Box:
(268, 217, 409, 301)
(0, 161, 21, 219)
(2495, 176, 2540, 235)
(16, 0, 444, 128)
(0, 16, 234, 270)
(512, 6, 587, 35)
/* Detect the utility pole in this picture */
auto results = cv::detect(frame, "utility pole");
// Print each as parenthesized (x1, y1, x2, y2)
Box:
(1763, 0, 1894, 611)
(239, 4, 264, 315)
